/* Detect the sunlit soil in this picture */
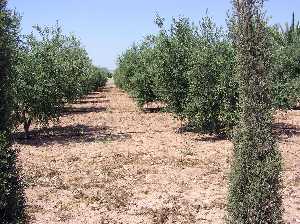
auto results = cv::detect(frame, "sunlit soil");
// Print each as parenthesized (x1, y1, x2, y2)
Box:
(14, 83, 300, 223)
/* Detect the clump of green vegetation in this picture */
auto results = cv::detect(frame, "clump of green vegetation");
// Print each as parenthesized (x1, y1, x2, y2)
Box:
(115, 15, 238, 136)
(271, 13, 300, 109)
(0, 1, 26, 222)
(228, 0, 283, 223)
(12, 23, 108, 137)
(114, 35, 160, 108)
(115, 9, 300, 136)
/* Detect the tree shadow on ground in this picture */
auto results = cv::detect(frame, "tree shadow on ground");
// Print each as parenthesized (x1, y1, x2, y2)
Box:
(193, 122, 300, 142)
(101, 86, 114, 92)
(174, 123, 227, 142)
(292, 105, 300, 110)
(84, 95, 107, 99)
(194, 134, 226, 142)
(87, 91, 102, 95)
(142, 102, 166, 113)
(74, 99, 110, 104)
(177, 120, 300, 143)
(273, 122, 300, 141)
(62, 106, 107, 115)
(142, 107, 165, 113)
(13, 124, 131, 147)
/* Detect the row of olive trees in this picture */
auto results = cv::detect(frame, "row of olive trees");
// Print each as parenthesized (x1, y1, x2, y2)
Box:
(12, 23, 109, 137)
(271, 14, 300, 109)
(0, 2, 108, 222)
(115, 15, 238, 135)
(116, 1, 285, 222)
(114, 13, 300, 136)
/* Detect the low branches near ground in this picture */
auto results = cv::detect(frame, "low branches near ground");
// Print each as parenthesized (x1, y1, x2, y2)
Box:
(271, 19, 300, 109)
(114, 13, 300, 136)
(114, 35, 159, 108)
(115, 15, 238, 136)
(11, 24, 108, 137)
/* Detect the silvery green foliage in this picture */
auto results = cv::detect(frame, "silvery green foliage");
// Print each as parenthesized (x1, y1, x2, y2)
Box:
(228, 0, 283, 223)
(115, 15, 238, 135)
(271, 15, 300, 109)
(154, 16, 195, 119)
(184, 16, 238, 135)
(114, 35, 160, 108)
(114, 44, 139, 92)
(83, 66, 109, 93)
(0, 1, 26, 223)
(12, 23, 107, 135)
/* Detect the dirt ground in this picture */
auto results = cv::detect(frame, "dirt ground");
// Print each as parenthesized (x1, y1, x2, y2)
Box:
(14, 82, 300, 224)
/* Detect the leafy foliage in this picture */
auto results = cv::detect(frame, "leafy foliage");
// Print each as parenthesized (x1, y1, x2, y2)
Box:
(12, 23, 107, 136)
(83, 66, 110, 93)
(0, 1, 26, 222)
(115, 10, 300, 136)
(184, 16, 238, 135)
(271, 15, 300, 109)
(228, 0, 283, 223)
(114, 45, 138, 92)
(115, 36, 160, 108)
(0, 133, 26, 223)
(154, 16, 196, 119)
(115, 15, 238, 135)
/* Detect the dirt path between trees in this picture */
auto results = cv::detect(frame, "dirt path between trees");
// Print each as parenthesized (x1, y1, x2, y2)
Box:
(14, 83, 300, 224)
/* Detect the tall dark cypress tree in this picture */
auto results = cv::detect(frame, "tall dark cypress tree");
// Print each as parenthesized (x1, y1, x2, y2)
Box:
(0, 0, 26, 223)
(228, 0, 283, 223)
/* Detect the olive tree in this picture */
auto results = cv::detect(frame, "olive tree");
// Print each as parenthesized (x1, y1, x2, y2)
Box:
(184, 16, 238, 135)
(114, 35, 159, 108)
(82, 66, 109, 94)
(115, 15, 240, 134)
(271, 15, 300, 109)
(12, 24, 101, 137)
(155, 16, 196, 120)
(114, 44, 140, 92)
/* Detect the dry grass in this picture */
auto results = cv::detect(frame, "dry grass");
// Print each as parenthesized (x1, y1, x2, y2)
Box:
(14, 83, 300, 223)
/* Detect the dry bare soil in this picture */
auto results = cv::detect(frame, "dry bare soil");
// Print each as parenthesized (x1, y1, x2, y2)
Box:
(14, 83, 300, 223)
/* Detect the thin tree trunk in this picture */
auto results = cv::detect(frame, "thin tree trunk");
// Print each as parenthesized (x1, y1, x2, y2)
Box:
(23, 118, 31, 139)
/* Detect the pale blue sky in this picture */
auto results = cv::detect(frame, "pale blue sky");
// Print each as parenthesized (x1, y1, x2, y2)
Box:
(8, 0, 300, 70)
